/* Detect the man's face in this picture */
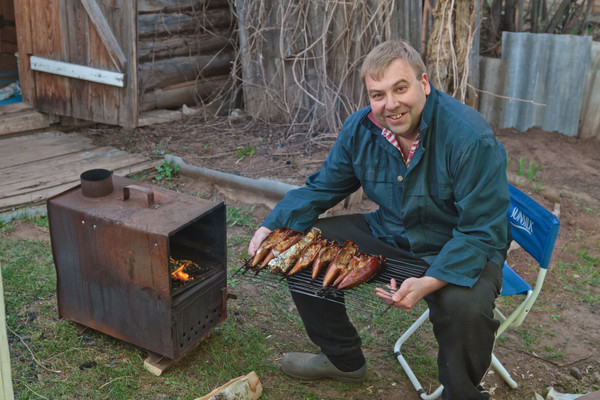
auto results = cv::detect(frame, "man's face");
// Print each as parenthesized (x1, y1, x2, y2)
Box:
(365, 58, 431, 140)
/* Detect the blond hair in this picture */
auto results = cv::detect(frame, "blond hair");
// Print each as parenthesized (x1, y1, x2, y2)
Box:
(361, 40, 427, 83)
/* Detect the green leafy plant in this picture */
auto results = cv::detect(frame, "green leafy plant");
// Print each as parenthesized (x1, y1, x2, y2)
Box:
(516, 157, 527, 176)
(235, 145, 256, 160)
(525, 161, 545, 181)
(154, 160, 180, 181)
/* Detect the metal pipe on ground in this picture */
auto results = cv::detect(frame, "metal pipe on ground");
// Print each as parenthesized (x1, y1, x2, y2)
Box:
(165, 155, 299, 209)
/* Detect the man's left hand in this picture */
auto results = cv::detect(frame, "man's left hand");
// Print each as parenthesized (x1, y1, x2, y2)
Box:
(375, 276, 448, 311)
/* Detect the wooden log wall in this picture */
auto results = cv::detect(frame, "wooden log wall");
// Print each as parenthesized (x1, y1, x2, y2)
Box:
(138, 0, 236, 112)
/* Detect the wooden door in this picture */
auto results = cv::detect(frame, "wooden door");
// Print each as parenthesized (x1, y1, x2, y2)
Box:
(14, 0, 138, 127)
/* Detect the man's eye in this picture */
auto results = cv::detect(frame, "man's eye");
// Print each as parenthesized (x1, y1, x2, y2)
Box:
(396, 86, 407, 93)
(371, 93, 383, 100)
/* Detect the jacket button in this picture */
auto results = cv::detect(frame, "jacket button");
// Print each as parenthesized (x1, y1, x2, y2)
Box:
(397, 175, 404, 182)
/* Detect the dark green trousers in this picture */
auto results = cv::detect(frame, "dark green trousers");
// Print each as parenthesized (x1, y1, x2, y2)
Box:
(290, 214, 501, 400)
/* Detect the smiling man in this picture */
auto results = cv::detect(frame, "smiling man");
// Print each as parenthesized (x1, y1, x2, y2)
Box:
(248, 40, 511, 400)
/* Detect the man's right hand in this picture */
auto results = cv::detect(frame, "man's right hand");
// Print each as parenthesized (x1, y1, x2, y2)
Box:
(248, 226, 272, 257)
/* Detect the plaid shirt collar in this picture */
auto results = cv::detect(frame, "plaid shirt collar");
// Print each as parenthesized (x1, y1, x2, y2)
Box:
(368, 111, 421, 167)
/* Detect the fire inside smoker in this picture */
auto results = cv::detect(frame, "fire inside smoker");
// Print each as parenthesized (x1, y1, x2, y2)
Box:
(170, 257, 206, 282)
(246, 227, 387, 291)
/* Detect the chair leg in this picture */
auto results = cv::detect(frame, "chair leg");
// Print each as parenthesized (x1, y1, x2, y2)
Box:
(394, 309, 444, 400)
(490, 353, 518, 389)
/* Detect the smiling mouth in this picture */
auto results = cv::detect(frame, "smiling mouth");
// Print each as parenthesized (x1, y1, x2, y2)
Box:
(389, 113, 405, 120)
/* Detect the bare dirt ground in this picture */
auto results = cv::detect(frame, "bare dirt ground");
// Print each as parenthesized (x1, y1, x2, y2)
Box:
(59, 117, 600, 398)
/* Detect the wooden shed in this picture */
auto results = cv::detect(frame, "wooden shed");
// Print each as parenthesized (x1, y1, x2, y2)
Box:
(0, 0, 235, 130)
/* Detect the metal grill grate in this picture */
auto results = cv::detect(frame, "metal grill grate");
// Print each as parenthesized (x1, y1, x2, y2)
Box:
(233, 258, 428, 315)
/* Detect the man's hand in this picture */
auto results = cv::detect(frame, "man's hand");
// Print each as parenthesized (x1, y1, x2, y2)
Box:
(248, 226, 272, 257)
(375, 276, 448, 311)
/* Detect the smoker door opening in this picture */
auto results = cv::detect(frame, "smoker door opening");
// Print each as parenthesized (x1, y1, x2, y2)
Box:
(169, 202, 227, 297)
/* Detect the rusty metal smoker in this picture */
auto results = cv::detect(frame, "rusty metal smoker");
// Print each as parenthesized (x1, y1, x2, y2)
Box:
(47, 169, 227, 360)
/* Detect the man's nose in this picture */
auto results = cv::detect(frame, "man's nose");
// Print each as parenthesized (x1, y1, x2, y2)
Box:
(386, 94, 399, 110)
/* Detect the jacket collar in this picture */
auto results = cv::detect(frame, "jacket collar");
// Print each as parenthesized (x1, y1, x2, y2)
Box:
(420, 82, 440, 138)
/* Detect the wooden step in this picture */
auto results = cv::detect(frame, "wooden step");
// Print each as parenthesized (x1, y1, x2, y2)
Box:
(0, 103, 51, 137)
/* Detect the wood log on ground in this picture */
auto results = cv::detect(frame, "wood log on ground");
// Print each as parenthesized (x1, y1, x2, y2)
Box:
(138, 52, 233, 90)
(138, 9, 233, 37)
(196, 371, 262, 400)
(138, 0, 229, 13)
(140, 75, 228, 111)
(507, 173, 561, 204)
(138, 33, 231, 62)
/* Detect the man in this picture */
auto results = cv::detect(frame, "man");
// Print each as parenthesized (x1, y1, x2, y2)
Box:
(248, 40, 510, 400)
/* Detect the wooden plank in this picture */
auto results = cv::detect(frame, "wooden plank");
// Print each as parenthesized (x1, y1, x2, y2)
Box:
(80, 0, 127, 71)
(93, 0, 137, 127)
(0, 272, 14, 400)
(0, 131, 96, 168)
(0, 160, 157, 212)
(30, 56, 125, 87)
(0, 109, 50, 137)
(143, 352, 174, 376)
(29, 0, 71, 116)
(1, 146, 150, 194)
(13, 0, 35, 105)
(86, 2, 121, 125)
(0, 102, 35, 116)
(126, 0, 139, 127)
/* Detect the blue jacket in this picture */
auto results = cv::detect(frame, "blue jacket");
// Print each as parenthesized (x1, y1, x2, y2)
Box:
(263, 85, 511, 287)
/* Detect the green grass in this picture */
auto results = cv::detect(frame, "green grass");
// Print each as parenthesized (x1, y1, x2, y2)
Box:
(3, 213, 391, 399)
(226, 204, 257, 228)
(555, 245, 600, 305)
(1, 228, 281, 399)
(2, 191, 600, 399)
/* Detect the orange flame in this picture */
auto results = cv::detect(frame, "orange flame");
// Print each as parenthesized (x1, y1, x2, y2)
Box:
(170, 257, 195, 282)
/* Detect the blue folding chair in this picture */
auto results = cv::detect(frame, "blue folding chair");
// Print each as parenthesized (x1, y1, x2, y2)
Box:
(394, 184, 561, 399)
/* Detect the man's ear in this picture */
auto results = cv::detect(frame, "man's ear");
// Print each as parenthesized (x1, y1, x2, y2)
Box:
(421, 73, 431, 95)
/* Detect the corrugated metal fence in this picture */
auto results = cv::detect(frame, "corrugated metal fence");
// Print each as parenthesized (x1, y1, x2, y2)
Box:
(477, 32, 599, 139)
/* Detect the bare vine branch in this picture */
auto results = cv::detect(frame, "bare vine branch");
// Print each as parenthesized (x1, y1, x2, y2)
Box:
(232, 0, 408, 141)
